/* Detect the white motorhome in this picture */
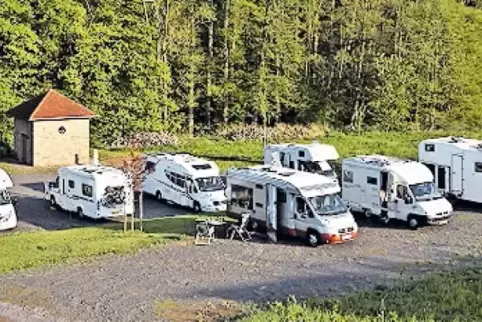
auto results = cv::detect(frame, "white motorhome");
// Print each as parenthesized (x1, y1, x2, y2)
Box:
(342, 155, 453, 229)
(226, 165, 358, 246)
(263, 142, 339, 181)
(419, 137, 482, 204)
(44, 165, 134, 219)
(143, 153, 227, 213)
(0, 168, 17, 231)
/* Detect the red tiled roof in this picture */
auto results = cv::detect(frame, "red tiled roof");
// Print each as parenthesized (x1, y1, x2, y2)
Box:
(7, 89, 96, 121)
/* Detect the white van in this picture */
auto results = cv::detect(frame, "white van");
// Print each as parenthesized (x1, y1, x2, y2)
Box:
(342, 155, 453, 229)
(143, 153, 227, 213)
(0, 168, 17, 231)
(44, 165, 134, 219)
(264, 142, 339, 181)
(419, 137, 482, 204)
(226, 165, 358, 246)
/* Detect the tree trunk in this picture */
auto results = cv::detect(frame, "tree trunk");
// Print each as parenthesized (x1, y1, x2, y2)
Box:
(162, 0, 170, 120)
(206, 4, 214, 129)
(222, 0, 230, 124)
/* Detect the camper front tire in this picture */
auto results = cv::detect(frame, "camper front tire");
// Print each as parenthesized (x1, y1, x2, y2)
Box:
(193, 201, 202, 213)
(306, 230, 320, 247)
(77, 207, 84, 218)
(50, 196, 57, 209)
(155, 191, 164, 202)
(407, 215, 420, 230)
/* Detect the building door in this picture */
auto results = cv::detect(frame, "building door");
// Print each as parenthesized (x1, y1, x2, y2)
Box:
(21, 134, 28, 163)
(451, 154, 463, 195)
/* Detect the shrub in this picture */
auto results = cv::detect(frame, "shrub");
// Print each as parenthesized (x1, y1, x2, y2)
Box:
(216, 123, 327, 142)
(107, 132, 179, 149)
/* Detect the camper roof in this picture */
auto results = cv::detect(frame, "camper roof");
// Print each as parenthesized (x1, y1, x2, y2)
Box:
(58, 165, 127, 181)
(0, 168, 13, 189)
(145, 152, 220, 177)
(343, 155, 433, 184)
(267, 142, 339, 161)
(421, 137, 482, 152)
(227, 165, 340, 198)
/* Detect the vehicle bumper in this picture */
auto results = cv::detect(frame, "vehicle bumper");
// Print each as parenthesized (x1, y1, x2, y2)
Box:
(202, 204, 227, 213)
(320, 231, 358, 244)
(98, 208, 126, 218)
(0, 216, 17, 231)
(427, 215, 452, 226)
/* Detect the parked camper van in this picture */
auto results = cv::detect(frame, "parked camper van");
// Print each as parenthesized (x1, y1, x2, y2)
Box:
(143, 153, 227, 212)
(226, 165, 358, 246)
(419, 137, 482, 204)
(342, 155, 453, 229)
(263, 142, 339, 180)
(0, 168, 17, 231)
(44, 165, 134, 219)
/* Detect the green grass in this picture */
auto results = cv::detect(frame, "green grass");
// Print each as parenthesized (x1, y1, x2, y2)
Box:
(100, 130, 482, 171)
(242, 266, 482, 322)
(0, 214, 226, 274)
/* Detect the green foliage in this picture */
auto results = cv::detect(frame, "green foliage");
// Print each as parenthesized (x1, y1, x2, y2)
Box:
(1, 0, 482, 144)
(244, 266, 482, 322)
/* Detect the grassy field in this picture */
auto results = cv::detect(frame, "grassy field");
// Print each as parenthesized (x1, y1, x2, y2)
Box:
(100, 131, 482, 171)
(0, 214, 226, 274)
(243, 266, 482, 322)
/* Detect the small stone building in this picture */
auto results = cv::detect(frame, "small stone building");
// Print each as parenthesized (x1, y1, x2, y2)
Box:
(7, 89, 96, 167)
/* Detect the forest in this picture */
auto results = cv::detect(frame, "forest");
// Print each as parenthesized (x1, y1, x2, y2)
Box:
(1, 0, 482, 146)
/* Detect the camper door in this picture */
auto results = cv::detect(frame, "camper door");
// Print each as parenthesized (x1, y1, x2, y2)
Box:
(450, 154, 463, 195)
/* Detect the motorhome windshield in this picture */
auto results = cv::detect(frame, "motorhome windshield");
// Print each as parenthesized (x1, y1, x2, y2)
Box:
(309, 193, 347, 216)
(0, 190, 11, 206)
(409, 182, 443, 201)
(196, 176, 224, 192)
(299, 161, 335, 177)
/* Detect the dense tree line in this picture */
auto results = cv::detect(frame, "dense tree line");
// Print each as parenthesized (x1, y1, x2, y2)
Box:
(1, 0, 482, 145)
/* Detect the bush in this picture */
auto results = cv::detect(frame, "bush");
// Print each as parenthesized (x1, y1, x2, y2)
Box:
(107, 132, 179, 149)
(216, 123, 327, 142)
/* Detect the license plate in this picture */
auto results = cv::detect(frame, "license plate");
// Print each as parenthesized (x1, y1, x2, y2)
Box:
(342, 234, 352, 240)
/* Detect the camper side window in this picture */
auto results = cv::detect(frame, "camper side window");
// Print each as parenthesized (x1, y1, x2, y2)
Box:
(367, 176, 377, 185)
(82, 184, 93, 198)
(396, 185, 408, 199)
(343, 170, 353, 183)
(296, 197, 313, 218)
(475, 162, 482, 173)
(298, 150, 305, 157)
(68, 180, 75, 189)
(425, 144, 435, 152)
(231, 185, 253, 210)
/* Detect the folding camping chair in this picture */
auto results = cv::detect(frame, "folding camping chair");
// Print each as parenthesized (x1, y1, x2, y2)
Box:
(195, 219, 215, 245)
(226, 213, 253, 242)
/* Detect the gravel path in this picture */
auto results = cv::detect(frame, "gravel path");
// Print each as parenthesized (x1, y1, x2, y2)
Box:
(1, 209, 482, 321)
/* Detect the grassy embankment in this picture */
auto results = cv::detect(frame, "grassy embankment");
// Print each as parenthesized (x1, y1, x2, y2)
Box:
(242, 266, 482, 322)
(0, 214, 230, 274)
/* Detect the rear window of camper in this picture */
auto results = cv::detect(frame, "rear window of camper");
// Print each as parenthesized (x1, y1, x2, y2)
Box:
(425, 144, 435, 152)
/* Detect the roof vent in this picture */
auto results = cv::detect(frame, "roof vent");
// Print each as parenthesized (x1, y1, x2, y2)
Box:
(278, 171, 295, 176)
(449, 137, 462, 143)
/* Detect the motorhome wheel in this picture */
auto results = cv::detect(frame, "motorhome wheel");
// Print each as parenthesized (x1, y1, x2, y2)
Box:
(407, 216, 419, 230)
(379, 214, 390, 225)
(77, 207, 84, 218)
(155, 191, 164, 202)
(50, 196, 57, 208)
(193, 201, 201, 213)
(363, 210, 372, 219)
(306, 230, 320, 247)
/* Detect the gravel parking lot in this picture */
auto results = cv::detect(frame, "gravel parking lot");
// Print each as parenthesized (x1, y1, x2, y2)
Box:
(1, 174, 482, 321)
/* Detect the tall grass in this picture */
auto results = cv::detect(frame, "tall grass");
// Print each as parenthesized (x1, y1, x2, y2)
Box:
(243, 266, 482, 322)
